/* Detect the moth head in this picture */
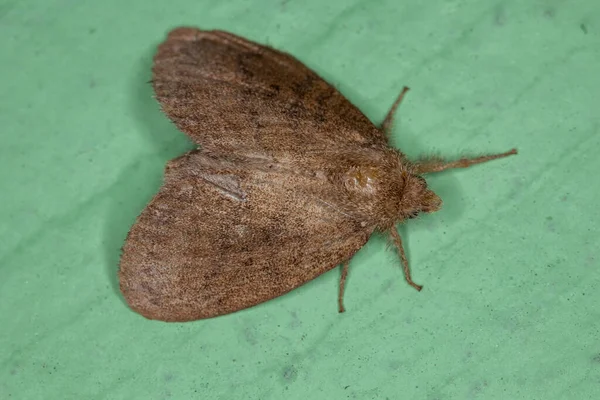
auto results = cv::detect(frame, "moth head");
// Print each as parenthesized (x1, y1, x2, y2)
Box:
(399, 172, 442, 219)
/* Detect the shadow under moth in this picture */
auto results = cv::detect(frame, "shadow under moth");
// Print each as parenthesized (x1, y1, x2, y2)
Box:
(119, 27, 517, 322)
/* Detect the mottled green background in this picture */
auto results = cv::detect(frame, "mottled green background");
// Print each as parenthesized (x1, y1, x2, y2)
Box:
(1, 0, 599, 399)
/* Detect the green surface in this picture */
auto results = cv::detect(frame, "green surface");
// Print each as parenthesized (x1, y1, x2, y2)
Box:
(1, 1, 599, 399)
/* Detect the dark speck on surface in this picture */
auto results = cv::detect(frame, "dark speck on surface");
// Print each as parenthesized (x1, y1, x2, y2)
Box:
(243, 326, 258, 345)
(494, 5, 506, 26)
(469, 380, 489, 396)
(543, 8, 555, 18)
(545, 216, 556, 232)
(282, 365, 298, 382)
(288, 310, 301, 328)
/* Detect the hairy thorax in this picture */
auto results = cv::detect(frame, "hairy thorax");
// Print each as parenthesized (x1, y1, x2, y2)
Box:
(335, 148, 441, 231)
(335, 149, 407, 230)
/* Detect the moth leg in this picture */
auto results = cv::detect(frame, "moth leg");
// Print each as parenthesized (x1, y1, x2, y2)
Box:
(388, 228, 423, 291)
(381, 86, 410, 138)
(338, 261, 350, 313)
(414, 148, 517, 175)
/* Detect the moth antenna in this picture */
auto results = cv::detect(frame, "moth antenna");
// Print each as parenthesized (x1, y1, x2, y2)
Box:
(338, 261, 350, 313)
(388, 228, 423, 291)
(415, 148, 517, 174)
(381, 86, 410, 137)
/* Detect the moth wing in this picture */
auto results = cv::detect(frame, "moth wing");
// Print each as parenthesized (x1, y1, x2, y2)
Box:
(152, 27, 387, 156)
(119, 151, 371, 321)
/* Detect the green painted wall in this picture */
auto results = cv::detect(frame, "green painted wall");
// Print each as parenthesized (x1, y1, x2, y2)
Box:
(1, 1, 598, 399)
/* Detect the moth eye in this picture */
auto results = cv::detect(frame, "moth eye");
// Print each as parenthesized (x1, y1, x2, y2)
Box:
(407, 211, 419, 219)
(414, 175, 427, 186)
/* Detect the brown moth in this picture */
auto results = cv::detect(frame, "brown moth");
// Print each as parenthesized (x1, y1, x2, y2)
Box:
(119, 27, 517, 322)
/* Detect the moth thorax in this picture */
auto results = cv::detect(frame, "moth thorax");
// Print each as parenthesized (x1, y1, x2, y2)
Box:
(343, 166, 382, 194)
(343, 165, 404, 228)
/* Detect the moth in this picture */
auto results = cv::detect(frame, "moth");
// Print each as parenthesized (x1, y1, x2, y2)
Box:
(119, 27, 517, 322)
